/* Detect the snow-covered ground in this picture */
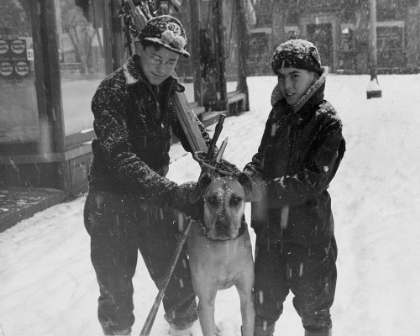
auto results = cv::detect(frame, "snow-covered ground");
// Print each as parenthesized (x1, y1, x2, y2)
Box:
(1, 74, 420, 336)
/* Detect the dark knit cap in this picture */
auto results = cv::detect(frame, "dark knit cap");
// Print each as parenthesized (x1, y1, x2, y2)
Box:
(272, 39, 321, 75)
(137, 15, 190, 58)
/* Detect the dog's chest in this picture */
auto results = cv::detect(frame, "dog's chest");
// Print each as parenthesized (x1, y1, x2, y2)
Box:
(214, 258, 247, 290)
(188, 226, 252, 287)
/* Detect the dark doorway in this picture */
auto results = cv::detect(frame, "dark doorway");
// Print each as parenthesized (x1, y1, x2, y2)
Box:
(307, 23, 333, 69)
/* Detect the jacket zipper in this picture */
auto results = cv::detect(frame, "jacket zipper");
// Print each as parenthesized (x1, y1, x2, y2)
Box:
(162, 80, 175, 128)
(143, 78, 174, 129)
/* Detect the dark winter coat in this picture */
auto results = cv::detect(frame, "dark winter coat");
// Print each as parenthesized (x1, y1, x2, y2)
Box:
(244, 68, 346, 246)
(88, 55, 211, 207)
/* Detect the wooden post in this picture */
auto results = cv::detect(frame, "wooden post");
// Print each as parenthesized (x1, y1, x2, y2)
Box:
(28, 0, 49, 154)
(367, 0, 382, 99)
(213, 0, 227, 110)
(39, 0, 66, 154)
(102, 0, 116, 73)
(190, 0, 203, 105)
(271, 0, 287, 49)
(39, 0, 71, 192)
(110, 0, 125, 69)
(236, 0, 249, 111)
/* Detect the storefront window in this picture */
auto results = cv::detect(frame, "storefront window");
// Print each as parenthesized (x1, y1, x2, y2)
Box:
(377, 25, 404, 50)
(55, 0, 106, 138)
(377, 24, 405, 68)
(0, 0, 39, 144)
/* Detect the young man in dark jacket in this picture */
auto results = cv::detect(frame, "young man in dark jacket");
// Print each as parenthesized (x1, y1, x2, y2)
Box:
(243, 40, 346, 336)
(83, 15, 211, 335)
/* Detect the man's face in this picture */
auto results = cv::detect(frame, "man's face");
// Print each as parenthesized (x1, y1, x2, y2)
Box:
(136, 44, 179, 86)
(276, 67, 318, 106)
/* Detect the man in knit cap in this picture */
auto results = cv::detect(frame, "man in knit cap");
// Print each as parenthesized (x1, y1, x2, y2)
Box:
(243, 39, 346, 336)
(84, 15, 211, 335)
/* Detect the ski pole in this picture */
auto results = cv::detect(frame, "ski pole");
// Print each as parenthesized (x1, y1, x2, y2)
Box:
(206, 114, 226, 160)
(139, 216, 193, 336)
(214, 137, 228, 163)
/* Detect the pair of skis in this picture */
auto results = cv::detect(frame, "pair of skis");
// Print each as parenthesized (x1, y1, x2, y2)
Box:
(120, 0, 208, 154)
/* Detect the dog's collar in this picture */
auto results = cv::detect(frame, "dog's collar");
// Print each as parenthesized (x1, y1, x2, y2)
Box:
(198, 220, 247, 241)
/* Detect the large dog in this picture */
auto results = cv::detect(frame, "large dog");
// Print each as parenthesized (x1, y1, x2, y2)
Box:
(187, 172, 261, 336)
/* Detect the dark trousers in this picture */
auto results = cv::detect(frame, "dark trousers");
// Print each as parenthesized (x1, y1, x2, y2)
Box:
(84, 191, 198, 335)
(254, 238, 337, 334)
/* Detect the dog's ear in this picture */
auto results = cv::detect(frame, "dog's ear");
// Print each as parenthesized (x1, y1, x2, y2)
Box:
(238, 173, 262, 202)
(198, 173, 213, 192)
(189, 173, 213, 204)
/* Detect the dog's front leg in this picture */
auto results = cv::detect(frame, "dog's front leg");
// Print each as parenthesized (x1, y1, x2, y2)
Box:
(188, 227, 220, 335)
(196, 288, 219, 336)
(235, 258, 255, 336)
(236, 285, 255, 336)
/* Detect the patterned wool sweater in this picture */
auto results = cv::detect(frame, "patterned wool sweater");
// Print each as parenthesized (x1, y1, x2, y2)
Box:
(88, 55, 211, 207)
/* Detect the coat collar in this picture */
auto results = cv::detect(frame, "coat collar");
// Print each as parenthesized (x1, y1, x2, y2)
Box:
(292, 66, 328, 114)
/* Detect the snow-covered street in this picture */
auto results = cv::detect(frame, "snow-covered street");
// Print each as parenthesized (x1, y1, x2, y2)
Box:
(1, 73, 420, 336)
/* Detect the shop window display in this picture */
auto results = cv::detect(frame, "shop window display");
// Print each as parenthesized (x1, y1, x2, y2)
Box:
(377, 25, 405, 69)
(55, 0, 106, 138)
(0, 0, 38, 144)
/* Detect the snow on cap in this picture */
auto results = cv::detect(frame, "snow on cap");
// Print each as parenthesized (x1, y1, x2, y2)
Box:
(137, 15, 190, 58)
(272, 39, 321, 75)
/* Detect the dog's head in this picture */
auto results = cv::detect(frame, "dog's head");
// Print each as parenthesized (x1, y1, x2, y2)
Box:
(190, 173, 262, 240)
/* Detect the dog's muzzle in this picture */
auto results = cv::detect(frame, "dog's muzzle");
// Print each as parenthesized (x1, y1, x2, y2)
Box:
(199, 219, 247, 241)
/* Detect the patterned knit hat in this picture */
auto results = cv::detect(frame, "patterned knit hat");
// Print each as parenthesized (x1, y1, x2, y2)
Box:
(137, 15, 190, 58)
(272, 39, 321, 75)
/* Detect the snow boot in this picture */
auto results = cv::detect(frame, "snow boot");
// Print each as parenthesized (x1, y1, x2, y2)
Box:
(104, 328, 131, 335)
(304, 329, 332, 336)
(254, 323, 275, 336)
(114, 331, 131, 336)
(168, 320, 201, 336)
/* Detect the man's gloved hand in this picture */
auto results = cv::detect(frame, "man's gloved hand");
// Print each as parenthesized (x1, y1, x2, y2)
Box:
(172, 182, 204, 221)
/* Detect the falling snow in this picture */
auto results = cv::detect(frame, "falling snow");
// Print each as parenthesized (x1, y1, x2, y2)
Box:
(1, 74, 420, 335)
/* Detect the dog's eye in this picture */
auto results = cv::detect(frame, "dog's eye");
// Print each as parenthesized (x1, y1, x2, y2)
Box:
(230, 195, 243, 207)
(205, 196, 220, 207)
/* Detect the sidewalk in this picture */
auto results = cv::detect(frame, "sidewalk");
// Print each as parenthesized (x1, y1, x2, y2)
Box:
(0, 187, 68, 233)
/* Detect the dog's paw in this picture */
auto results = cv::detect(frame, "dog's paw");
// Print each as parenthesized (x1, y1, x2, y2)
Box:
(168, 320, 202, 336)
(216, 321, 239, 336)
(168, 327, 193, 336)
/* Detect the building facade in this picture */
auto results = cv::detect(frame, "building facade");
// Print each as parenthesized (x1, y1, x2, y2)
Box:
(247, 0, 420, 74)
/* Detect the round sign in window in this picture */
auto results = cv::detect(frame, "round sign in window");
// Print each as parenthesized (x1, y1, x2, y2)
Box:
(11, 39, 25, 54)
(15, 61, 29, 76)
(0, 62, 13, 77)
(0, 40, 9, 55)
